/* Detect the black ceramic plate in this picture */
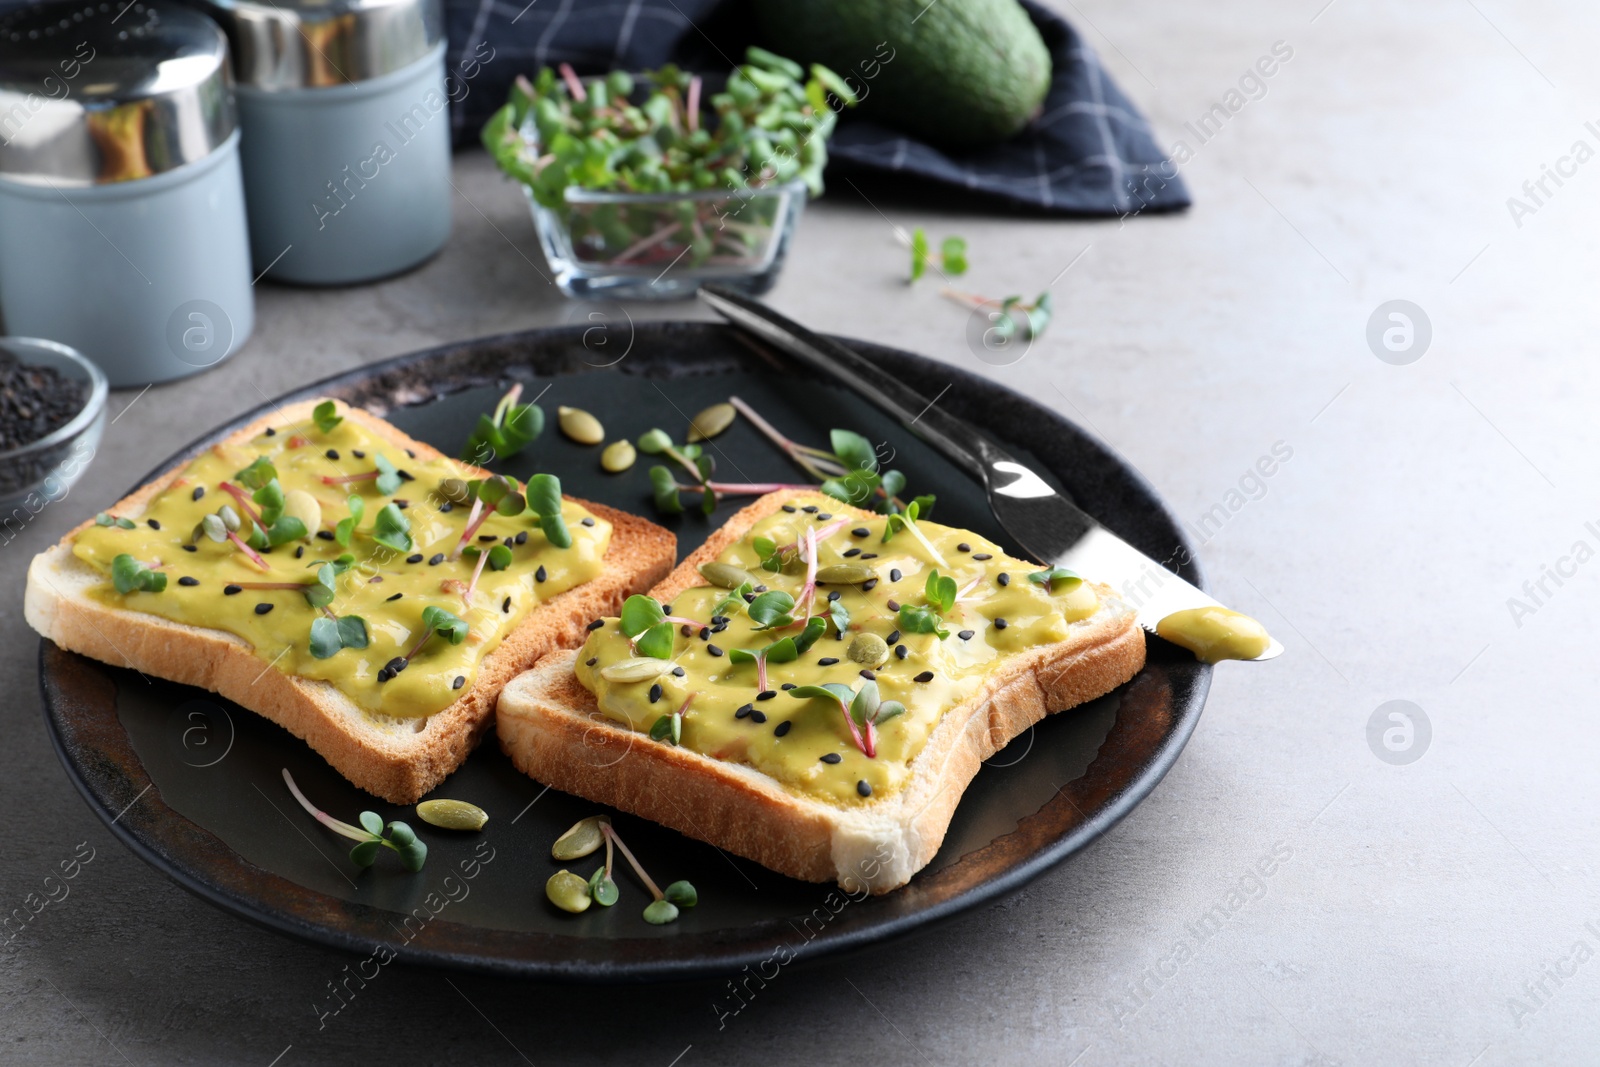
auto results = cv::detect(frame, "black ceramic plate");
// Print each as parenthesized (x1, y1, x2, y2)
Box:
(39, 322, 1210, 981)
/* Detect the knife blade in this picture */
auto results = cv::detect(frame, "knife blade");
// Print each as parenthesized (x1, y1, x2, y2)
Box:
(699, 286, 1282, 662)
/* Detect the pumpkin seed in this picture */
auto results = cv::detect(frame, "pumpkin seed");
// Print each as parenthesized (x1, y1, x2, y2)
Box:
(600, 440, 636, 473)
(698, 561, 755, 589)
(687, 402, 735, 442)
(552, 815, 608, 860)
(439, 477, 472, 504)
(281, 490, 321, 539)
(847, 633, 890, 668)
(642, 898, 680, 924)
(546, 870, 592, 913)
(416, 799, 488, 831)
(815, 563, 876, 584)
(558, 406, 605, 445)
(600, 657, 673, 683)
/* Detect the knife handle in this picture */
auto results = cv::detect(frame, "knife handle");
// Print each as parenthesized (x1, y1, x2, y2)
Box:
(699, 286, 1004, 486)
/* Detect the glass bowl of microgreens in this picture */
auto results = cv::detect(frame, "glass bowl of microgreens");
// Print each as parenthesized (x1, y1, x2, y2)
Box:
(482, 48, 857, 300)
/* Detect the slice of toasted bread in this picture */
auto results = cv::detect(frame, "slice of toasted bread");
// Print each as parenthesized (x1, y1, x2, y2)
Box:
(25, 398, 676, 803)
(496, 490, 1145, 894)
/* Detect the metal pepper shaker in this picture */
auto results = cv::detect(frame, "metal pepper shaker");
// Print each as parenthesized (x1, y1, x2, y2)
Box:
(0, 0, 255, 387)
(189, 0, 453, 285)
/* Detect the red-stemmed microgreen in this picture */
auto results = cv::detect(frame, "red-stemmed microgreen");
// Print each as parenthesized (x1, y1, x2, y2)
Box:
(192, 506, 270, 570)
(461, 382, 545, 464)
(320, 453, 403, 495)
(942, 288, 1053, 343)
(728, 617, 826, 691)
(547, 815, 697, 923)
(1027, 566, 1083, 593)
(601, 821, 696, 924)
(311, 400, 343, 435)
(460, 542, 513, 606)
(378, 604, 468, 683)
(331, 494, 411, 553)
(619, 594, 699, 659)
(649, 691, 695, 746)
(787, 679, 905, 759)
(908, 227, 968, 283)
(94, 512, 136, 530)
(111, 554, 166, 594)
(282, 768, 426, 871)
(882, 500, 948, 566)
(897, 566, 956, 640)
(228, 554, 355, 608)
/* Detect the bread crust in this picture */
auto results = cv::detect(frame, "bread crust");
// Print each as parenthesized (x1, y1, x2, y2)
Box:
(25, 398, 676, 803)
(497, 490, 1146, 893)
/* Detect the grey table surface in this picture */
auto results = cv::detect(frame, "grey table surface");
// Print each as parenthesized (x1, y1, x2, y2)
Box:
(5, 0, 1597, 1063)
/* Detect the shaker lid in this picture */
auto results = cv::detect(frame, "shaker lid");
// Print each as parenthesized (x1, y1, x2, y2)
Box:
(0, 0, 235, 185)
(188, 0, 442, 91)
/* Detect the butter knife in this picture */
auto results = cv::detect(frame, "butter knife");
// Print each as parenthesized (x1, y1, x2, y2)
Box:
(699, 286, 1282, 663)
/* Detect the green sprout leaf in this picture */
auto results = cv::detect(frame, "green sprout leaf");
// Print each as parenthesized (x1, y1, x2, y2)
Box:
(373, 454, 402, 496)
(635, 621, 675, 660)
(648, 465, 682, 515)
(334, 494, 364, 547)
(620, 595, 667, 638)
(642, 899, 680, 925)
(312, 400, 343, 435)
(525, 473, 570, 548)
(664, 880, 697, 907)
(111, 554, 167, 595)
(897, 603, 949, 640)
(1027, 566, 1083, 593)
(372, 502, 411, 553)
(924, 570, 958, 614)
(234, 456, 277, 492)
(637, 428, 673, 454)
(422, 605, 469, 645)
(940, 236, 968, 275)
(589, 866, 620, 906)
(746, 590, 796, 630)
(910, 226, 929, 282)
(462, 385, 544, 463)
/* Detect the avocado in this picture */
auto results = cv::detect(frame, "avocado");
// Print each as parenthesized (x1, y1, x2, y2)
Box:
(752, 0, 1052, 151)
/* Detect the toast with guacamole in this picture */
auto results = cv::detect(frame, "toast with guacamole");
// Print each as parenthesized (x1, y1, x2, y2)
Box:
(496, 490, 1144, 894)
(24, 399, 675, 803)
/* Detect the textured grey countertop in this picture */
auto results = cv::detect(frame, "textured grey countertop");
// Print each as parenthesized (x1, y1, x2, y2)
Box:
(5, 0, 1596, 1062)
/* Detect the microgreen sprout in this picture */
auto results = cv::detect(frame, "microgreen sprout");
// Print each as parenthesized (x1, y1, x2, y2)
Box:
(896, 566, 959, 640)
(728, 618, 826, 692)
(787, 679, 905, 758)
(228, 554, 356, 609)
(1027, 566, 1083, 593)
(111, 553, 166, 594)
(320, 453, 403, 496)
(378, 605, 468, 683)
(461, 383, 544, 464)
(94, 512, 136, 530)
(308, 614, 370, 659)
(600, 820, 695, 925)
(942, 288, 1054, 343)
(311, 400, 343, 435)
(908, 227, 968, 282)
(460, 542, 513, 605)
(649, 692, 694, 746)
(192, 504, 270, 570)
(727, 397, 934, 516)
(881, 501, 949, 566)
(282, 768, 426, 871)
(546, 815, 697, 922)
(619, 594, 699, 659)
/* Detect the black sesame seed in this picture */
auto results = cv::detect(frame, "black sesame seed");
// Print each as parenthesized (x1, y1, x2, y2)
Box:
(586, 657, 598, 666)
(397, 470, 414, 482)
(860, 553, 878, 561)
(478, 534, 498, 542)
(890, 569, 902, 582)
(817, 657, 840, 666)
(958, 630, 974, 640)
(394, 500, 409, 509)
(774, 720, 792, 737)
(264, 427, 276, 436)
(178, 576, 198, 587)
(827, 591, 841, 602)
(662, 604, 673, 614)
(756, 690, 777, 701)
(191, 486, 205, 501)
(781, 505, 797, 513)
(816, 513, 832, 521)
(859, 669, 876, 680)
(294, 546, 305, 559)
(428, 553, 444, 565)
(224, 584, 241, 595)
(698, 626, 711, 640)
(851, 527, 869, 538)
(649, 684, 663, 703)
(957, 543, 971, 552)
(842, 548, 861, 558)
(997, 572, 1010, 586)
(781, 682, 796, 690)
(707, 645, 724, 657)
(404, 449, 415, 459)
(735, 704, 752, 719)
(580, 517, 595, 527)
(182, 544, 197, 553)
(801, 505, 818, 513)
(587, 619, 604, 631)
(895, 644, 908, 659)
(501, 596, 511, 613)
(750, 710, 768, 724)
(535, 566, 547, 583)
(973, 553, 993, 561)
(325, 449, 339, 460)
(407, 553, 423, 564)
(672, 666, 686, 677)
(452, 676, 466, 690)
(146, 519, 160, 530)
(886, 629, 901, 643)
(351, 450, 365, 459)
(820, 753, 842, 764)
(515, 531, 528, 544)
(860, 579, 879, 592)
(887, 599, 900, 612)
(914, 670, 934, 683)
(254, 603, 273, 615)
(370, 576, 382, 583)
(315, 530, 334, 541)
(385, 657, 407, 673)
(994, 617, 1008, 630)
(857, 780, 872, 797)
(387, 592, 403, 602)
(504, 536, 515, 548)
(439, 501, 453, 513)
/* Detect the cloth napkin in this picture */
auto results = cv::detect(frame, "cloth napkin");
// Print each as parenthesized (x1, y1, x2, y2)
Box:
(444, 0, 1188, 216)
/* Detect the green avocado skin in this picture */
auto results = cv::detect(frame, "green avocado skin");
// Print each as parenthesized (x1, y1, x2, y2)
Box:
(753, 0, 1052, 151)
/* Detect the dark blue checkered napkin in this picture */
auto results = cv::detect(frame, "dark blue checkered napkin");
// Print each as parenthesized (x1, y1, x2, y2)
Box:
(445, 0, 1188, 216)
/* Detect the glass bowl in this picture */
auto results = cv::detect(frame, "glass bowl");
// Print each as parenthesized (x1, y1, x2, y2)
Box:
(527, 180, 807, 301)
(0, 337, 107, 515)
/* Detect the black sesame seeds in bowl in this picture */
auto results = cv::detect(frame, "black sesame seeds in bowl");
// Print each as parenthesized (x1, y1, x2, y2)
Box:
(0, 338, 107, 511)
